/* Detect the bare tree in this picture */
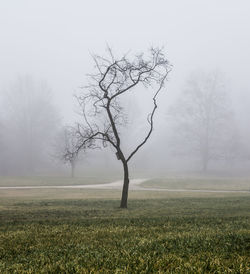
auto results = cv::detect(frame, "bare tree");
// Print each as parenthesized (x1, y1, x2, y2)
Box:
(54, 126, 81, 178)
(168, 71, 239, 172)
(70, 47, 171, 208)
(1, 76, 60, 175)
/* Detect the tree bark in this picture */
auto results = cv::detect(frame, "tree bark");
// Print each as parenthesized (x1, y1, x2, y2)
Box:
(120, 161, 129, 208)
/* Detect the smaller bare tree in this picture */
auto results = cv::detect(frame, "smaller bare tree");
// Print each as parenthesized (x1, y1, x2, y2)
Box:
(168, 71, 239, 172)
(1, 76, 60, 174)
(69, 47, 171, 208)
(55, 127, 83, 178)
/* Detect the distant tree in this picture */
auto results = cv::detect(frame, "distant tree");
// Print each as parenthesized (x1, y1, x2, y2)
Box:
(1, 76, 60, 174)
(54, 126, 81, 178)
(69, 47, 171, 208)
(168, 71, 239, 172)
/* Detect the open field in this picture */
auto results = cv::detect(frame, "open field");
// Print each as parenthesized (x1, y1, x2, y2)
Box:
(0, 177, 249, 273)
(0, 175, 250, 191)
(142, 177, 250, 191)
(0, 176, 119, 187)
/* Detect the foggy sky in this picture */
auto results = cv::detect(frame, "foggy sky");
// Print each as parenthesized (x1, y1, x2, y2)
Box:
(1, 0, 250, 123)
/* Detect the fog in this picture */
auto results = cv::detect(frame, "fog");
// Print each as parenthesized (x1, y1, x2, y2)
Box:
(1, 0, 250, 177)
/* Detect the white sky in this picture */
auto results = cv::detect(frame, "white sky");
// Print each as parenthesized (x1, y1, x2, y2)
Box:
(0, 0, 250, 122)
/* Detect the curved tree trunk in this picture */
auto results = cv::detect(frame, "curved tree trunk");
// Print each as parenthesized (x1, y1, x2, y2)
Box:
(120, 161, 129, 208)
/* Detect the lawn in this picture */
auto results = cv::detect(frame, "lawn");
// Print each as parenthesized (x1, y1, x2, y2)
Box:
(0, 178, 249, 273)
(0, 175, 121, 187)
(142, 177, 250, 191)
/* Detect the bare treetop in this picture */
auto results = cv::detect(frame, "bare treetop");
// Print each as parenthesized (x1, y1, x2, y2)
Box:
(75, 47, 171, 160)
(90, 47, 170, 95)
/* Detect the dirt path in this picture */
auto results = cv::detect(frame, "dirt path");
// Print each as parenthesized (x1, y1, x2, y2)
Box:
(0, 178, 249, 193)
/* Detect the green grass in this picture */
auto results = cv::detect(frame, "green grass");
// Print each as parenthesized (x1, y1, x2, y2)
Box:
(0, 183, 249, 273)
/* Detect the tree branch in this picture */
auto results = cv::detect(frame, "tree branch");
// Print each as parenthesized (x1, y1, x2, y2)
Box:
(126, 73, 168, 162)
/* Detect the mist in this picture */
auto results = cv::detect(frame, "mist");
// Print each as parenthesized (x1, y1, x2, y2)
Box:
(1, 0, 250, 178)
(1, 3, 250, 272)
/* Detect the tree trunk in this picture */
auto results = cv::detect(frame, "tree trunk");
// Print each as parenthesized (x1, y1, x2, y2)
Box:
(201, 142, 209, 172)
(71, 161, 75, 178)
(202, 156, 208, 172)
(120, 161, 129, 208)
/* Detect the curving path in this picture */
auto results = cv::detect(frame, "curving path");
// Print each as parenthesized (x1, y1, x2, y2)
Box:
(0, 178, 249, 193)
(0, 178, 147, 190)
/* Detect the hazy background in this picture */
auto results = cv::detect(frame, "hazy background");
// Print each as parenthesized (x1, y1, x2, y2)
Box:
(0, 0, 250, 177)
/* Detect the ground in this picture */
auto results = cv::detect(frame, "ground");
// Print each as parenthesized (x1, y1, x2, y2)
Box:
(0, 176, 249, 273)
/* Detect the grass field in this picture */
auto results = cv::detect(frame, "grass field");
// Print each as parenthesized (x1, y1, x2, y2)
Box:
(0, 177, 249, 273)
(0, 176, 119, 187)
(142, 177, 250, 191)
